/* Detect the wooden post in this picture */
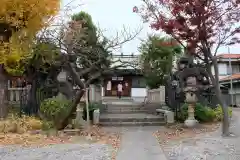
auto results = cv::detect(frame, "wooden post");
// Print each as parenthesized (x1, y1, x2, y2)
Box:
(85, 87, 92, 140)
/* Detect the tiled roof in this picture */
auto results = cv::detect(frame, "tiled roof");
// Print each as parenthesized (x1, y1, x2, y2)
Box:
(220, 73, 240, 81)
(110, 54, 140, 69)
(217, 54, 240, 59)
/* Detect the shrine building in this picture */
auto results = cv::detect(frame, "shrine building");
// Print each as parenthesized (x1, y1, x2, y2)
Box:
(101, 54, 147, 101)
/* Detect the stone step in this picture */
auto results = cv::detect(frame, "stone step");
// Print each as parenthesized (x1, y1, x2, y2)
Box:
(99, 121, 165, 126)
(103, 96, 133, 99)
(103, 103, 144, 108)
(104, 110, 148, 114)
(103, 105, 144, 110)
(102, 97, 133, 103)
(103, 101, 142, 106)
(100, 117, 164, 123)
(103, 108, 147, 114)
(99, 113, 164, 125)
(104, 103, 143, 108)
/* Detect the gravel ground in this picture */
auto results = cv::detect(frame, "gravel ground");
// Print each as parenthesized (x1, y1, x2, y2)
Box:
(0, 143, 113, 160)
(163, 108, 240, 160)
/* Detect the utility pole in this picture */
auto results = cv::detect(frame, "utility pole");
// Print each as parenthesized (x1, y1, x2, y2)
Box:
(228, 47, 234, 106)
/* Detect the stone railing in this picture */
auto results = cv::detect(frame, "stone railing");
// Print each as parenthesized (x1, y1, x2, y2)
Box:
(146, 86, 165, 104)
(8, 84, 102, 105)
(7, 87, 29, 105)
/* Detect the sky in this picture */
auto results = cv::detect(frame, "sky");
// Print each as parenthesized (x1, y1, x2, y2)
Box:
(61, 0, 240, 55)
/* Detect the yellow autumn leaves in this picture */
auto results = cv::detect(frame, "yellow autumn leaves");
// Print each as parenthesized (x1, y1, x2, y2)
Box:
(0, 0, 60, 75)
(0, 0, 60, 28)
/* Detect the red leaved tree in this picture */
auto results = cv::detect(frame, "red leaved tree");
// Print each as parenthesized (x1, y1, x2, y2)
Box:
(135, 0, 240, 136)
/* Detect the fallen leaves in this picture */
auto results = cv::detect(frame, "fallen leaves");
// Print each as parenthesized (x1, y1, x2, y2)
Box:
(154, 122, 221, 146)
(0, 115, 43, 134)
(78, 125, 121, 160)
(0, 133, 71, 147)
(0, 125, 121, 160)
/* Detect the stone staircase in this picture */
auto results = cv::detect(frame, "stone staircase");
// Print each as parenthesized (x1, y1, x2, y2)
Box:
(99, 98, 165, 126)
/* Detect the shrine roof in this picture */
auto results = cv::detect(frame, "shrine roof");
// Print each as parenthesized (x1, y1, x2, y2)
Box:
(109, 54, 141, 69)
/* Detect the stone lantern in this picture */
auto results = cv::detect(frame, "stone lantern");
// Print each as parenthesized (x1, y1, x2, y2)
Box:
(184, 76, 198, 127)
(56, 69, 68, 100)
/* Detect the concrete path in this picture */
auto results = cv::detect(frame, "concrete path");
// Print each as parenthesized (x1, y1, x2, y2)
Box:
(114, 126, 167, 160)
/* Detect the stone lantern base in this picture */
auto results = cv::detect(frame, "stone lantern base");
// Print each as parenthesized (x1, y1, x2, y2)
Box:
(184, 103, 198, 128)
(184, 119, 198, 128)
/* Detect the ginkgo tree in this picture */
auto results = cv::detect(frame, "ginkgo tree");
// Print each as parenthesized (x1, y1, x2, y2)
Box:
(0, 0, 60, 75)
(0, 0, 60, 118)
(135, 0, 240, 136)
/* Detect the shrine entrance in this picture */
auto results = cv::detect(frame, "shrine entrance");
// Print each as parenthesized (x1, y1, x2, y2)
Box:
(104, 76, 132, 97)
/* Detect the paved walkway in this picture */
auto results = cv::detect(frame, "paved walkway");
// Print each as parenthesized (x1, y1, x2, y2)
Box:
(163, 108, 240, 160)
(114, 126, 167, 160)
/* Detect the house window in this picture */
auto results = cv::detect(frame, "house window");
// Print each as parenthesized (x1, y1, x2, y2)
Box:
(232, 64, 239, 74)
(218, 63, 227, 75)
(227, 64, 231, 75)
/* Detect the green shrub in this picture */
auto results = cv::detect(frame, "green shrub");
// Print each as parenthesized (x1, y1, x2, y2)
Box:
(177, 103, 188, 122)
(41, 121, 54, 131)
(214, 105, 232, 121)
(194, 103, 215, 122)
(178, 103, 233, 123)
(40, 97, 72, 125)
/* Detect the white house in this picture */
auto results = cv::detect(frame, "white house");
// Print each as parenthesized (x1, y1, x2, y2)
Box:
(214, 54, 240, 106)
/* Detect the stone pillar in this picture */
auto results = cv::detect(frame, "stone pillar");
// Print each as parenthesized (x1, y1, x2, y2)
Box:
(101, 86, 105, 97)
(74, 104, 85, 129)
(184, 107, 198, 127)
(160, 86, 165, 104)
(188, 103, 195, 120)
(89, 85, 94, 102)
(91, 85, 95, 102)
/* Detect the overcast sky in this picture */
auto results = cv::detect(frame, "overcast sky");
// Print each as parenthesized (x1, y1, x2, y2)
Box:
(61, 0, 240, 55)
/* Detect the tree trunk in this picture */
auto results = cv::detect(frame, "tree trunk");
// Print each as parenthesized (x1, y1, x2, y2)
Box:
(56, 89, 85, 130)
(30, 79, 38, 115)
(0, 65, 7, 119)
(210, 57, 230, 136)
(25, 76, 38, 116)
(56, 62, 101, 130)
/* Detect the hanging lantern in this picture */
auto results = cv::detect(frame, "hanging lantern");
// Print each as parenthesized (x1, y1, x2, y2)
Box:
(57, 70, 67, 82)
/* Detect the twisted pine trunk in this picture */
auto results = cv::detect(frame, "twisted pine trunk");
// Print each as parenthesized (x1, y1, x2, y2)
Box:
(56, 89, 85, 130)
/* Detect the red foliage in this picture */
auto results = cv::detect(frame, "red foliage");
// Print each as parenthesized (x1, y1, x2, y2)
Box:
(135, 0, 240, 56)
(158, 41, 178, 47)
